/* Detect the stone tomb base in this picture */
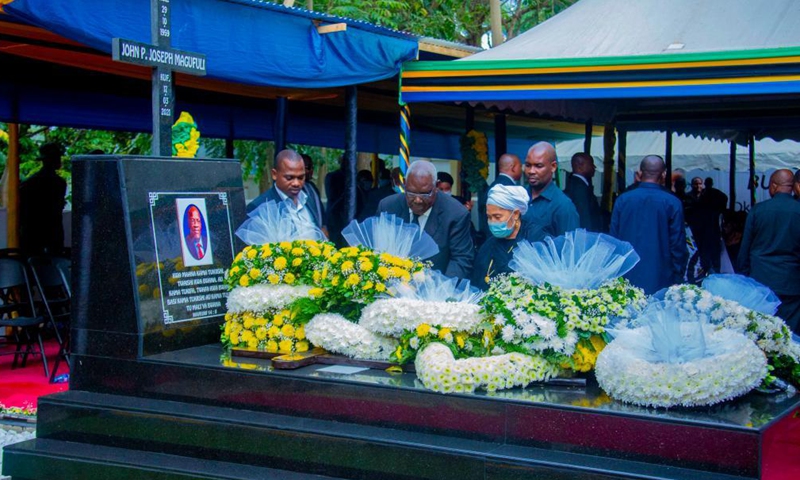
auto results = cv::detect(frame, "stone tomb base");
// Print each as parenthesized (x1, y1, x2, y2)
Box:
(4, 343, 800, 480)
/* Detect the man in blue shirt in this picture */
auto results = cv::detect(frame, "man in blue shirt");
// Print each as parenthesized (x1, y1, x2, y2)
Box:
(611, 155, 687, 294)
(522, 142, 579, 237)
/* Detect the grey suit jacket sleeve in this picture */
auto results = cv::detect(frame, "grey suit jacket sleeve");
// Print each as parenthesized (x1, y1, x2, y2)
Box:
(444, 209, 475, 279)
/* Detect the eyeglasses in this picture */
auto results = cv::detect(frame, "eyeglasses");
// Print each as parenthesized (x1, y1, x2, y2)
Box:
(405, 188, 436, 200)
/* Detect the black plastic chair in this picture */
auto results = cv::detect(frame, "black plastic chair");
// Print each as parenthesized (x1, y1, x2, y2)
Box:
(0, 258, 49, 376)
(28, 256, 71, 382)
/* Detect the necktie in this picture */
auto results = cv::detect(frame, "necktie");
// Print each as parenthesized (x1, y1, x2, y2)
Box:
(196, 243, 204, 258)
(412, 214, 420, 226)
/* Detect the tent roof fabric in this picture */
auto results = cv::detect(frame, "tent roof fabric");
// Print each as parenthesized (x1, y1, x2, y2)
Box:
(4, 0, 419, 89)
(464, 0, 800, 60)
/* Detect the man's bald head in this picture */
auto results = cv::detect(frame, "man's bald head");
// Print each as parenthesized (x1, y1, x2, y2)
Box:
(571, 152, 596, 178)
(497, 153, 522, 181)
(524, 142, 558, 194)
(638, 155, 666, 183)
(275, 149, 304, 170)
(769, 169, 795, 197)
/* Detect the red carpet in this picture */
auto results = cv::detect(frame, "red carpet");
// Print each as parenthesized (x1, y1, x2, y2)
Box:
(0, 338, 68, 413)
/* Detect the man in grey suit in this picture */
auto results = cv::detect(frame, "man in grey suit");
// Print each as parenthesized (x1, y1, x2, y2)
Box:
(738, 169, 800, 332)
(246, 149, 325, 234)
(564, 152, 604, 232)
(378, 160, 474, 279)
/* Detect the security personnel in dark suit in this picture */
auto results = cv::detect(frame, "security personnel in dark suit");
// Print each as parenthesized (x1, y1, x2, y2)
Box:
(563, 152, 604, 232)
(246, 150, 325, 232)
(738, 169, 800, 332)
(377, 160, 474, 279)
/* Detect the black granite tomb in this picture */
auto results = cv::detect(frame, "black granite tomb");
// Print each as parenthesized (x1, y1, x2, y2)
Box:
(3, 155, 799, 480)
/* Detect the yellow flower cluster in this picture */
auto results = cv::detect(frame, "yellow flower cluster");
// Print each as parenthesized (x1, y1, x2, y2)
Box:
(326, 246, 424, 305)
(392, 322, 475, 365)
(222, 310, 310, 354)
(226, 240, 333, 289)
(466, 130, 489, 179)
(567, 335, 607, 373)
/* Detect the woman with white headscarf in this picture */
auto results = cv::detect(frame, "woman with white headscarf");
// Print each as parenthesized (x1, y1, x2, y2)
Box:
(471, 184, 547, 290)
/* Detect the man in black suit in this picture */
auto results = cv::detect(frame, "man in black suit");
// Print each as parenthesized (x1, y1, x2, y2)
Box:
(246, 149, 325, 233)
(377, 160, 474, 279)
(563, 152, 603, 232)
(479, 153, 522, 237)
(738, 169, 800, 332)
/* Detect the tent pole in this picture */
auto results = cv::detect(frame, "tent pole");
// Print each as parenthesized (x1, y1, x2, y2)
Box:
(601, 123, 616, 213)
(225, 138, 234, 159)
(749, 134, 756, 207)
(399, 104, 411, 185)
(729, 141, 736, 210)
(345, 85, 358, 222)
(274, 96, 288, 154)
(665, 130, 673, 192)
(465, 106, 474, 132)
(583, 119, 592, 154)
(7, 123, 20, 248)
(617, 128, 626, 195)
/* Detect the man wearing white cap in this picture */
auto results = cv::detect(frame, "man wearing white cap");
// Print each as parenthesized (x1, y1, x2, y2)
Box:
(471, 185, 547, 290)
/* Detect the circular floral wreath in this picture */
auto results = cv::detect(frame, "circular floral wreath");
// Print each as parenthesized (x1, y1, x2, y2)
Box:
(596, 327, 767, 408)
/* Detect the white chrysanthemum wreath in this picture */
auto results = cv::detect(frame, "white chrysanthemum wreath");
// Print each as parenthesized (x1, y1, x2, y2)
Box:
(596, 326, 767, 408)
(414, 343, 558, 394)
(226, 284, 312, 314)
(359, 299, 483, 337)
(305, 313, 398, 361)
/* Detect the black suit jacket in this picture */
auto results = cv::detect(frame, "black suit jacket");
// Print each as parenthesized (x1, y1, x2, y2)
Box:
(738, 193, 800, 295)
(246, 185, 324, 229)
(377, 193, 475, 279)
(563, 174, 603, 232)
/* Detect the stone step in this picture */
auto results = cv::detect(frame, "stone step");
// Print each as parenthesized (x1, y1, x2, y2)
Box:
(2, 438, 346, 480)
(30, 390, 753, 480)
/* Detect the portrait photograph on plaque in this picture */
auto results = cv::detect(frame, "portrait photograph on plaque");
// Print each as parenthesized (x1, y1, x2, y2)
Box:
(177, 198, 213, 267)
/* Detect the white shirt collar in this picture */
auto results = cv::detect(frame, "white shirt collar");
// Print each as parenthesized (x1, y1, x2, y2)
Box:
(276, 187, 308, 209)
(408, 207, 432, 232)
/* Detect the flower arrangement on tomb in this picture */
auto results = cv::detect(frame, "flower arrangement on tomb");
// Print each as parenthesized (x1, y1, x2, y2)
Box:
(596, 302, 767, 408)
(483, 230, 645, 371)
(305, 313, 398, 361)
(663, 275, 800, 387)
(222, 201, 330, 355)
(459, 129, 489, 188)
(172, 111, 201, 158)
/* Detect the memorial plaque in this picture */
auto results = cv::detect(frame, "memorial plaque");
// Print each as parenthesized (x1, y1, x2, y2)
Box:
(73, 155, 246, 358)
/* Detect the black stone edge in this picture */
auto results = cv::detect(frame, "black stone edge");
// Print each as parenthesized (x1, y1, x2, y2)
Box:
(117, 158, 145, 359)
(140, 351, 796, 435)
(3, 438, 346, 480)
(35, 391, 754, 480)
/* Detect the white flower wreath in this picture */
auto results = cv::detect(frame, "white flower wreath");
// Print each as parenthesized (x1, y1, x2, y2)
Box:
(359, 298, 483, 337)
(305, 313, 398, 361)
(414, 343, 558, 394)
(596, 319, 767, 408)
(226, 284, 312, 315)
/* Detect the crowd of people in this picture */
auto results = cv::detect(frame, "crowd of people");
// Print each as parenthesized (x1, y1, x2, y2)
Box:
(249, 145, 800, 334)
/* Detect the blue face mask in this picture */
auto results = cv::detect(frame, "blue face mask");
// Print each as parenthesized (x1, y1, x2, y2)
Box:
(488, 214, 517, 238)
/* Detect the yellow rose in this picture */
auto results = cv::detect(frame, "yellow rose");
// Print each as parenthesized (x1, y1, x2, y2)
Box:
(246, 248, 257, 260)
(267, 274, 280, 285)
(241, 330, 254, 342)
(248, 268, 261, 279)
(272, 314, 284, 327)
(256, 327, 268, 340)
(234, 252, 244, 263)
(345, 273, 361, 287)
(309, 288, 324, 298)
(266, 340, 278, 352)
(331, 275, 341, 287)
(416, 324, 431, 337)
(278, 339, 293, 353)
(281, 324, 296, 338)
(313, 271, 321, 283)
(247, 338, 259, 349)
(375, 283, 386, 293)
(273, 257, 287, 270)
(359, 260, 374, 272)
(296, 341, 309, 352)
(329, 253, 341, 264)
(295, 326, 306, 340)
(243, 315, 255, 329)
(321, 267, 329, 279)
(377, 266, 389, 279)
(362, 281, 374, 291)
(224, 321, 233, 336)
(260, 245, 273, 257)
(341, 260, 355, 272)
(255, 317, 268, 326)
(239, 275, 250, 287)
(438, 328, 451, 340)
(279, 242, 292, 250)
(291, 247, 304, 256)
(456, 333, 466, 348)
(284, 273, 296, 284)
(230, 332, 240, 345)
(268, 326, 280, 338)
(309, 247, 321, 257)
(292, 258, 303, 267)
